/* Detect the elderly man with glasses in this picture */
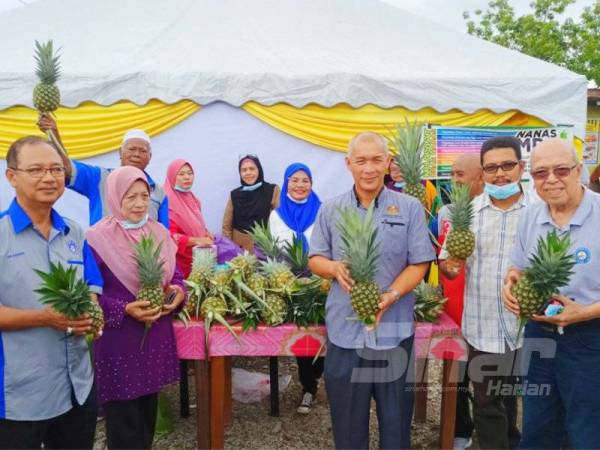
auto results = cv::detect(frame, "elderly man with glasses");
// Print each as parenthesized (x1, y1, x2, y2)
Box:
(503, 138, 600, 449)
(439, 136, 529, 449)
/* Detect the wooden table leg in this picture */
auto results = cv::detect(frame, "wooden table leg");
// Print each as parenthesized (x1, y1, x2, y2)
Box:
(439, 358, 459, 450)
(414, 358, 428, 423)
(179, 360, 190, 418)
(210, 357, 227, 449)
(195, 360, 211, 450)
(224, 356, 233, 426)
(269, 356, 279, 417)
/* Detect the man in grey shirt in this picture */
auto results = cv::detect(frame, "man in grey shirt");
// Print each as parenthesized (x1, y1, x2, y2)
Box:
(308, 131, 434, 449)
(0, 136, 102, 449)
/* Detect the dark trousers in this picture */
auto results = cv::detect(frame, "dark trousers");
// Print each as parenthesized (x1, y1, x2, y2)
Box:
(325, 337, 414, 450)
(104, 392, 158, 450)
(519, 320, 600, 450)
(468, 344, 521, 449)
(455, 361, 474, 439)
(0, 385, 97, 450)
(297, 356, 324, 395)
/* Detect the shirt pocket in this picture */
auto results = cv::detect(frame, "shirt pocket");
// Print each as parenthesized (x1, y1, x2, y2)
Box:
(379, 217, 408, 262)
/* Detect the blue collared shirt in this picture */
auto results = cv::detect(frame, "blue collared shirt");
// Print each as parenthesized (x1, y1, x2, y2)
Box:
(309, 188, 435, 349)
(0, 199, 102, 420)
(69, 160, 169, 227)
(511, 188, 600, 306)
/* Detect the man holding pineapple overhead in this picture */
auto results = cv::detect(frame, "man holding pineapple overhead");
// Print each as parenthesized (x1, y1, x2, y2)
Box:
(38, 115, 169, 227)
(439, 136, 529, 449)
(503, 139, 600, 449)
(308, 131, 434, 449)
(0, 136, 102, 449)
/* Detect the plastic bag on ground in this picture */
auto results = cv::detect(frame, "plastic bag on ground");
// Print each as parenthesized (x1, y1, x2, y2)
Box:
(232, 367, 291, 403)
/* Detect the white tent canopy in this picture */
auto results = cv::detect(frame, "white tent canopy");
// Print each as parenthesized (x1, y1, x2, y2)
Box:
(0, 0, 588, 136)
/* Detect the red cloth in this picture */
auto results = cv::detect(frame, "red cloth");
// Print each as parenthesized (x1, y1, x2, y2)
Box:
(438, 216, 465, 327)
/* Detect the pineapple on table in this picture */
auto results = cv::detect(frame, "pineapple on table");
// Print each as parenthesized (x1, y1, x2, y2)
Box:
(261, 258, 297, 296)
(34, 262, 104, 337)
(445, 182, 476, 260)
(260, 294, 288, 326)
(413, 282, 447, 323)
(133, 234, 166, 349)
(337, 202, 382, 327)
(185, 249, 216, 317)
(249, 222, 282, 260)
(391, 119, 427, 208)
(283, 235, 310, 276)
(511, 230, 575, 338)
(200, 296, 240, 356)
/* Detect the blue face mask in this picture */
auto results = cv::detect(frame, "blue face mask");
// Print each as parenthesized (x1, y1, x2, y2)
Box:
(394, 181, 406, 189)
(241, 181, 263, 192)
(120, 214, 149, 230)
(484, 182, 521, 200)
(174, 185, 192, 193)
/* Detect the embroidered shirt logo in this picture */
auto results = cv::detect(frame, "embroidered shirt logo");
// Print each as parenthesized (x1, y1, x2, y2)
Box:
(574, 247, 591, 264)
(66, 240, 78, 254)
(386, 205, 399, 215)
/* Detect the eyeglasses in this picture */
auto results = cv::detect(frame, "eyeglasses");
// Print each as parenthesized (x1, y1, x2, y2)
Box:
(9, 167, 66, 178)
(530, 165, 577, 181)
(238, 153, 258, 161)
(482, 161, 520, 174)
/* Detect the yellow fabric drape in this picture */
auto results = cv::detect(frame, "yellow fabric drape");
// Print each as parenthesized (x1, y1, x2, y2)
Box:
(242, 102, 548, 152)
(0, 100, 200, 159)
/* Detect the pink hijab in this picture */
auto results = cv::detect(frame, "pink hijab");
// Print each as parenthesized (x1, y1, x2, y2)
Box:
(164, 159, 209, 237)
(86, 166, 177, 296)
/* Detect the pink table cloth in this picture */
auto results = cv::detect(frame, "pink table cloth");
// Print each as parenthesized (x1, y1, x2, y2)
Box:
(174, 312, 466, 361)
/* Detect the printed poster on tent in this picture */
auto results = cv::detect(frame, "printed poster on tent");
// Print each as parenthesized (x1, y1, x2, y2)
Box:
(422, 125, 574, 179)
(584, 119, 600, 165)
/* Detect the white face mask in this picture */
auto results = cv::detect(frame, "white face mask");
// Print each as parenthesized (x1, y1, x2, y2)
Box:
(174, 185, 192, 193)
(287, 193, 308, 204)
(120, 213, 149, 230)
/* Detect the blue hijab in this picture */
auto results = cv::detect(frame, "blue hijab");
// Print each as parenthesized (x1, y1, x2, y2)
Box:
(276, 163, 321, 252)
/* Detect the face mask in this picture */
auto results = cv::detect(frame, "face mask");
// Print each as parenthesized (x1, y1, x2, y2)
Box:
(394, 181, 406, 189)
(174, 185, 192, 193)
(241, 181, 263, 192)
(120, 213, 149, 230)
(287, 193, 308, 204)
(484, 182, 520, 200)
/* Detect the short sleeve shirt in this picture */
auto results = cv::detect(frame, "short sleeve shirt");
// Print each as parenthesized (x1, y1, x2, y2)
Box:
(69, 160, 169, 227)
(309, 187, 435, 349)
(0, 199, 102, 420)
(511, 188, 600, 306)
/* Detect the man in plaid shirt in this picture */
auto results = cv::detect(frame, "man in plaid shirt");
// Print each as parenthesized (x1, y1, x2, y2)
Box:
(439, 136, 531, 449)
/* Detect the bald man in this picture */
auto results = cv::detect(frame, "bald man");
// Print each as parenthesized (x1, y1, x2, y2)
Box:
(435, 154, 483, 450)
(503, 139, 600, 449)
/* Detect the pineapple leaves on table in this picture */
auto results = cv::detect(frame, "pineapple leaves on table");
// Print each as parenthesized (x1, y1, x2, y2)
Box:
(413, 282, 447, 323)
(34, 262, 103, 336)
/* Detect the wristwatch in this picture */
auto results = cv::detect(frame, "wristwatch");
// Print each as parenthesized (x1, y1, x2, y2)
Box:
(386, 288, 401, 303)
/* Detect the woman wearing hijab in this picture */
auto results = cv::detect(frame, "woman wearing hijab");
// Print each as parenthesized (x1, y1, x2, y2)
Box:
(86, 166, 185, 450)
(222, 155, 280, 252)
(268, 162, 324, 414)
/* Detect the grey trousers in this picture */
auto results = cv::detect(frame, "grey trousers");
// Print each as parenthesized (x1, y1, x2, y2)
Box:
(324, 337, 414, 450)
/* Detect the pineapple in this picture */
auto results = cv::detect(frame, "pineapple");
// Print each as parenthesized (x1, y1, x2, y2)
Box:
(260, 294, 288, 326)
(34, 262, 104, 336)
(391, 119, 426, 207)
(445, 183, 476, 260)
(185, 249, 216, 316)
(246, 272, 268, 298)
(248, 222, 282, 260)
(337, 202, 382, 326)
(200, 296, 240, 355)
(511, 230, 575, 338)
(133, 234, 166, 350)
(33, 40, 61, 113)
(413, 282, 447, 323)
(261, 258, 296, 294)
(228, 252, 258, 279)
(283, 235, 309, 276)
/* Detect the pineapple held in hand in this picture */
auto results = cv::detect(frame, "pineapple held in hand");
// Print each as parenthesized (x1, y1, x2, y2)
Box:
(413, 282, 446, 323)
(445, 183, 475, 260)
(337, 202, 382, 326)
(33, 40, 61, 113)
(391, 119, 426, 208)
(134, 234, 166, 309)
(511, 230, 575, 338)
(34, 262, 104, 336)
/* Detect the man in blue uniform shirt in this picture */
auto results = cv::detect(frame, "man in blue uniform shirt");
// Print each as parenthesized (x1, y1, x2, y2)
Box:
(0, 136, 103, 449)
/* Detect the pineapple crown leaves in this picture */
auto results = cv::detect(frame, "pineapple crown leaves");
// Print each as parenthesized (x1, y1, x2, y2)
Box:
(283, 234, 309, 275)
(248, 222, 283, 260)
(525, 230, 576, 296)
(447, 182, 475, 231)
(34, 262, 92, 318)
(133, 233, 166, 288)
(190, 249, 216, 275)
(34, 40, 61, 84)
(336, 201, 380, 283)
(389, 119, 424, 186)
